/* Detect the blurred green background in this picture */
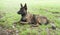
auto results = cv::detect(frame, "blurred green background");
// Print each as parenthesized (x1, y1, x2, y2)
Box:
(0, 0, 60, 35)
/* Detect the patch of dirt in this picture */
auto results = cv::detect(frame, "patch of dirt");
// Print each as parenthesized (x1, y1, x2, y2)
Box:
(52, 12, 60, 14)
(0, 26, 19, 35)
(54, 15, 60, 19)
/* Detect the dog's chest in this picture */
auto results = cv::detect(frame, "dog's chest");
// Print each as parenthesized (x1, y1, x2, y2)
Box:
(25, 13, 33, 22)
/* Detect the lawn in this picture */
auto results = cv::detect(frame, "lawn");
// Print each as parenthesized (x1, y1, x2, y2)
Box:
(0, 0, 60, 35)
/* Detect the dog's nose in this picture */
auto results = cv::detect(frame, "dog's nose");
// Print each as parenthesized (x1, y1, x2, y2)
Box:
(17, 12, 20, 14)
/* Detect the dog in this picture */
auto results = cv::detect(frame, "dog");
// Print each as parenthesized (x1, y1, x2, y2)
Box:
(17, 3, 56, 29)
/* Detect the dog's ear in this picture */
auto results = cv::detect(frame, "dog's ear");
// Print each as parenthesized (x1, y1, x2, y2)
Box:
(24, 3, 27, 10)
(20, 3, 23, 7)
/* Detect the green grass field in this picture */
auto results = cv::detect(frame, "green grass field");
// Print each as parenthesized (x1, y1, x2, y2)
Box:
(0, 0, 60, 35)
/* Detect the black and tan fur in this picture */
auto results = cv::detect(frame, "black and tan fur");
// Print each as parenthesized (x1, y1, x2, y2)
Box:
(17, 3, 56, 29)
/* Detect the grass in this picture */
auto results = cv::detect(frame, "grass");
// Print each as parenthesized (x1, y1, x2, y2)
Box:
(0, 0, 60, 35)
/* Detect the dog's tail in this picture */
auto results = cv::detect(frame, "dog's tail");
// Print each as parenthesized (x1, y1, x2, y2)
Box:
(48, 20, 56, 30)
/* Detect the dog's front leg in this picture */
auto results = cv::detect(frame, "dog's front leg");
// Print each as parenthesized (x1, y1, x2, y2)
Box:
(20, 21, 29, 24)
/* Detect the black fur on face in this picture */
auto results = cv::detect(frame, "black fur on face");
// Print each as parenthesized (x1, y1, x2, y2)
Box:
(17, 3, 27, 16)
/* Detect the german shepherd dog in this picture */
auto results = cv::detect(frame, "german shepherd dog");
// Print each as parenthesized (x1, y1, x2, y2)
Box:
(17, 3, 56, 29)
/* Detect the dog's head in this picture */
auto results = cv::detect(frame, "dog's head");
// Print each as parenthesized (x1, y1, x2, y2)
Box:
(17, 3, 27, 16)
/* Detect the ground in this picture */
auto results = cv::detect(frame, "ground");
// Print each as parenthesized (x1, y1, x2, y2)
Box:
(0, 0, 60, 35)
